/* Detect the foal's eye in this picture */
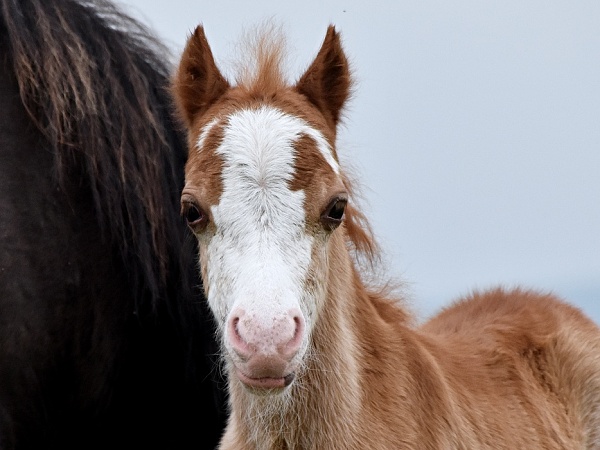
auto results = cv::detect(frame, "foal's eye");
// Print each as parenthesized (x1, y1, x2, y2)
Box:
(181, 201, 208, 231)
(321, 197, 347, 230)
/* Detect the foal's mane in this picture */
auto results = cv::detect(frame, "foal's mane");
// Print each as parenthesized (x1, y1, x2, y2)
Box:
(0, 0, 189, 308)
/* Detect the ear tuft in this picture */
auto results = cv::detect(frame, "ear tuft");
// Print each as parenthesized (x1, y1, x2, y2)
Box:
(171, 26, 230, 127)
(295, 25, 351, 127)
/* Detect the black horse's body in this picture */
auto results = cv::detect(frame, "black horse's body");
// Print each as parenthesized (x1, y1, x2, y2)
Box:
(0, 0, 226, 448)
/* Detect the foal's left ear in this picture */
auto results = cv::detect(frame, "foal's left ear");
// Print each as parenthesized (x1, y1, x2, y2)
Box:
(171, 25, 230, 128)
(295, 25, 351, 127)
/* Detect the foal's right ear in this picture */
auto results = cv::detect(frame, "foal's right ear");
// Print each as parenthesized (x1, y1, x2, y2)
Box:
(171, 26, 230, 127)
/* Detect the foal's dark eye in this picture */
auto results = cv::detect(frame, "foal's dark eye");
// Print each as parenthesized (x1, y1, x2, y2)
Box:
(321, 197, 347, 230)
(181, 201, 208, 231)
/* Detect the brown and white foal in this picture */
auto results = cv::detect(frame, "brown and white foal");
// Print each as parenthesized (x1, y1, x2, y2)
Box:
(172, 24, 600, 449)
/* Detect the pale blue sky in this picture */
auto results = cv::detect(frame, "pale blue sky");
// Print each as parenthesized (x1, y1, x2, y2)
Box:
(118, 0, 600, 324)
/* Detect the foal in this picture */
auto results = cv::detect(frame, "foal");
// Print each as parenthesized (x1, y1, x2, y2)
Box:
(172, 24, 600, 449)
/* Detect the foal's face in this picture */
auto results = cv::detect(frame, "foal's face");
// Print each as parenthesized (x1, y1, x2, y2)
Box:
(182, 101, 345, 392)
(174, 24, 351, 393)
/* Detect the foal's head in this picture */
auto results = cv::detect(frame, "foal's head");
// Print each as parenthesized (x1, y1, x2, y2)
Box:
(173, 25, 357, 394)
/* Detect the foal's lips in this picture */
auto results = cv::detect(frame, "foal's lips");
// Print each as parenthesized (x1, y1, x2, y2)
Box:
(236, 369, 295, 390)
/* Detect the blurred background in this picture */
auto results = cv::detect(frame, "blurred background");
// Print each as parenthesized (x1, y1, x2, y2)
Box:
(118, 0, 600, 324)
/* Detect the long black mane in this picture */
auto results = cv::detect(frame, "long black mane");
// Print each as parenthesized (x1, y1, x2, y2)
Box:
(0, 0, 226, 448)
(2, 0, 182, 303)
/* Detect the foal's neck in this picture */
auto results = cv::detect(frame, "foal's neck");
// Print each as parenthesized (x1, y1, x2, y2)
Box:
(227, 231, 414, 448)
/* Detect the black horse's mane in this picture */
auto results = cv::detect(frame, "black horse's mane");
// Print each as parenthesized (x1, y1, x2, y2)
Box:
(0, 0, 191, 310)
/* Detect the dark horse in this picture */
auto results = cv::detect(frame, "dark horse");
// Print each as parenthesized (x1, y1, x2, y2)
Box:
(0, 0, 226, 448)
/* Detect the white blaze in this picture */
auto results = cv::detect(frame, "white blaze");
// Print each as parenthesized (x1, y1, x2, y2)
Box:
(197, 106, 337, 337)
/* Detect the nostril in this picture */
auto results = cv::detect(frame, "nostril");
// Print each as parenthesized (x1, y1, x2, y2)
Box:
(228, 313, 252, 359)
(293, 315, 303, 340)
(281, 312, 305, 357)
(232, 316, 241, 338)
